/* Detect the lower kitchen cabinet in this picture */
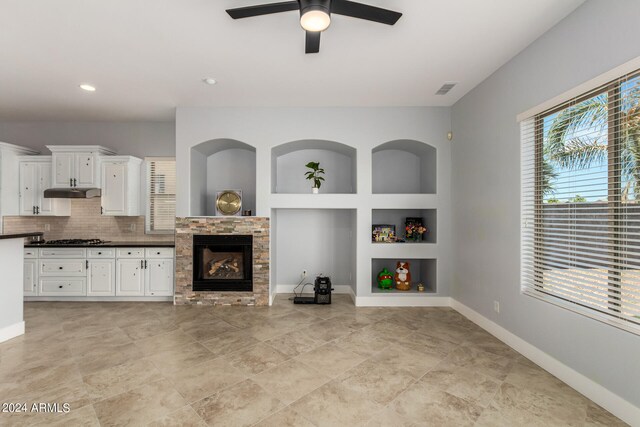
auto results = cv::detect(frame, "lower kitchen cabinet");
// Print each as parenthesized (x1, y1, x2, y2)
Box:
(23, 246, 174, 299)
(23, 259, 38, 296)
(87, 259, 116, 296)
(39, 278, 86, 296)
(145, 259, 174, 296)
(116, 259, 145, 296)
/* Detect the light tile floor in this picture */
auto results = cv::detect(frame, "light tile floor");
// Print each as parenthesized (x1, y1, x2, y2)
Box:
(0, 295, 627, 426)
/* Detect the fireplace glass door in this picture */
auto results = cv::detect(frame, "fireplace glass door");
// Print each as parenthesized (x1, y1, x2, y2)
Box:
(193, 235, 253, 291)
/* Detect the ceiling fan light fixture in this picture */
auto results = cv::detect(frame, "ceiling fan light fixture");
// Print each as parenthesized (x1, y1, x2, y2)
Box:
(300, 7, 330, 32)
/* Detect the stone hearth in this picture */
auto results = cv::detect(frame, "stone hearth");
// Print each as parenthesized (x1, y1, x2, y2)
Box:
(175, 217, 269, 306)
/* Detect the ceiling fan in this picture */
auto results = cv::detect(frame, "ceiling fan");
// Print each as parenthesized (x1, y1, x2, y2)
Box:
(226, 0, 402, 54)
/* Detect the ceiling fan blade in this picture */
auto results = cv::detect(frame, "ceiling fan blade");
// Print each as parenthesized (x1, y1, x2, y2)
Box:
(331, 0, 402, 25)
(305, 31, 321, 54)
(226, 1, 299, 19)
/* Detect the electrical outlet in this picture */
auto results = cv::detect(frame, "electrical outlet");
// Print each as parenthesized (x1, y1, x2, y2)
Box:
(129, 223, 136, 232)
(494, 301, 500, 313)
(44, 224, 50, 231)
(301, 269, 307, 279)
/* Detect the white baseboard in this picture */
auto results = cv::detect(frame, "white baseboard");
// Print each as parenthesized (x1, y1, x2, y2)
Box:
(25, 296, 173, 302)
(356, 295, 451, 307)
(276, 284, 354, 295)
(0, 321, 25, 343)
(450, 300, 640, 426)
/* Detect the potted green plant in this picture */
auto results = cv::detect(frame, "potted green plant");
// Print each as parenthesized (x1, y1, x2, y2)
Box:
(304, 161, 325, 193)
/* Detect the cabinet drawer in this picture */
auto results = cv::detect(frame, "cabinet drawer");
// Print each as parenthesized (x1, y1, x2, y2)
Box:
(145, 248, 174, 258)
(39, 278, 86, 296)
(117, 248, 145, 258)
(87, 248, 116, 258)
(40, 248, 87, 258)
(24, 248, 38, 258)
(40, 260, 86, 276)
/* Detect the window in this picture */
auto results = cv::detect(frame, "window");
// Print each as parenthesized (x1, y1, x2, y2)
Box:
(146, 158, 176, 234)
(521, 69, 640, 333)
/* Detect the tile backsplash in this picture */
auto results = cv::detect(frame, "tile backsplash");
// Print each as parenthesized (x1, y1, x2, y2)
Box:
(3, 198, 174, 242)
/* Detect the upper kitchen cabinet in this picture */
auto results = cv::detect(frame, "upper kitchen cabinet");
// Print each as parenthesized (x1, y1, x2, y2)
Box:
(18, 156, 70, 216)
(101, 156, 142, 216)
(47, 145, 116, 188)
(0, 143, 39, 229)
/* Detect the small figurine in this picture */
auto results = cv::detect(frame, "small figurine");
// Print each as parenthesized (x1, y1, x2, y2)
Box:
(417, 283, 425, 292)
(394, 261, 411, 291)
(377, 268, 394, 289)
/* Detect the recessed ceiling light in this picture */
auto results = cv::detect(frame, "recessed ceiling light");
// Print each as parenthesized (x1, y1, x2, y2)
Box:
(79, 84, 96, 92)
(202, 78, 217, 85)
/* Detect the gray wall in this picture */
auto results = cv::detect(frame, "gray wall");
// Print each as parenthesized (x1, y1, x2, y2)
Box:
(451, 0, 640, 407)
(0, 121, 175, 158)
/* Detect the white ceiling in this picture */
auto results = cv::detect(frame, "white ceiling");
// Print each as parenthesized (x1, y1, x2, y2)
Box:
(0, 0, 584, 121)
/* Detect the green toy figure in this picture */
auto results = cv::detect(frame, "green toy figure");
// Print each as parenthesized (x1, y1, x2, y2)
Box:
(377, 268, 394, 289)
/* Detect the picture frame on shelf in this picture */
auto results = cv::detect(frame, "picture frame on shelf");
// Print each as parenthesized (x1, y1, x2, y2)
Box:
(372, 224, 396, 243)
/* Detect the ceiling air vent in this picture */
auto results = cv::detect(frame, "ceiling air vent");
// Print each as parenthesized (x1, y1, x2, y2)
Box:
(435, 82, 457, 95)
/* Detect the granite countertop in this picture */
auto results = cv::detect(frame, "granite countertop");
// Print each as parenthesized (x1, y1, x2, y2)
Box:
(25, 241, 175, 248)
(0, 232, 44, 240)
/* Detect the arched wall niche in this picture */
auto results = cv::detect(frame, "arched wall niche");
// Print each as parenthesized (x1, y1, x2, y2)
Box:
(372, 139, 436, 194)
(190, 138, 256, 216)
(271, 139, 357, 194)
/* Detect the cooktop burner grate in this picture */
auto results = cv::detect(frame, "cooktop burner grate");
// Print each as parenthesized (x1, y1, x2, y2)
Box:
(44, 239, 109, 245)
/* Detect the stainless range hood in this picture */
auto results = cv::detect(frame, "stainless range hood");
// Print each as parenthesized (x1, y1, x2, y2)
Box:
(43, 188, 101, 198)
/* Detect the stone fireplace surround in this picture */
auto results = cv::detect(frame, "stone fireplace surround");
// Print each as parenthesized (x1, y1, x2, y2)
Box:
(175, 217, 269, 306)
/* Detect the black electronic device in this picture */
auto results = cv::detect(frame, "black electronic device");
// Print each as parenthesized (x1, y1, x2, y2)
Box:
(293, 275, 333, 304)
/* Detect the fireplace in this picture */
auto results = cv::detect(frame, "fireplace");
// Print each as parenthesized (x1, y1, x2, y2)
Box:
(192, 234, 253, 292)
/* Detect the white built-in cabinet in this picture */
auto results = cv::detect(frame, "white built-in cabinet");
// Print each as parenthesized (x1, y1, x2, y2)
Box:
(23, 247, 174, 299)
(18, 156, 70, 216)
(115, 248, 173, 296)
(23, 248, 38, 297)
(0, 142, 39, 232)
(101, 156, 142, 216)
(48, 145, 116, 188)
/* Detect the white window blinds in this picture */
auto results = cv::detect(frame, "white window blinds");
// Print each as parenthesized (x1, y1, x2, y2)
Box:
(146, 158, 176, 233)
(521, 69, 640, 333)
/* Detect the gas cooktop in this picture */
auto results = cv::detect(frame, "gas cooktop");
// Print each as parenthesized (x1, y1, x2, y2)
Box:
(40, 239, 110, 246)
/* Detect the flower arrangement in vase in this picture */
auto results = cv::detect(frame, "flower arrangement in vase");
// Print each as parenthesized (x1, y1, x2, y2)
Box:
(405, 217, 428, 242)
(304, 161, 325, 194)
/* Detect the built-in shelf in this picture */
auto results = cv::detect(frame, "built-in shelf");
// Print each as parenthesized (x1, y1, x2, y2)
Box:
(371, 258, 436, 294)
(372, 209, 437, 244)
(272, 209, 357, 294)
(372, 140, 436, 194)
(191, 139, 256, 216)
(272, 140, 357, 194)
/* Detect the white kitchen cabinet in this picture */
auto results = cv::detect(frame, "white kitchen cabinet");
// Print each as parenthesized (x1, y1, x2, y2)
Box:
(87, 259, 116, 296)
(18, 156, 70, 216)
(145, 259, 174, 296)
(101, 156, 142, 216)
(23, 246, 173, 300)
(39, 278, 86, 296)
(23, 259, 38, 296)
(47, 145, 116, 188)
(116, 258, 145, 296)
(0, 142, 39, 232)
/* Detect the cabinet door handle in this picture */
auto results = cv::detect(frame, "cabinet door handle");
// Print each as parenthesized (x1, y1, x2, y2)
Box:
(59, 267, 63, 270)
(144, 260, 148, 269)
(73, 178, 77, 187)
(59, 285, 63, 289)
(36, 206, 39, 215)
(32, 206, 36, 215)
(140, 260, 144, 269)
(101, 206, 104, 215)
(70, 178, 73, 187)
(86, 260, 89, 269)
